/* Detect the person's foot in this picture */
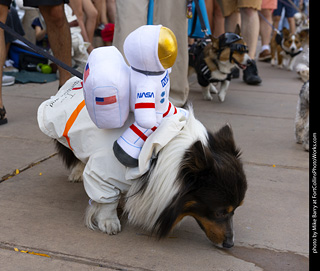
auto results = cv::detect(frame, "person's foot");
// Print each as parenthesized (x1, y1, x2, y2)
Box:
(243, 60, 262, 85)
(0, 106, 8, 125)
(230, 67, 239, 79)
(2, 75, 15, 86)
(258, 49, 271, 62)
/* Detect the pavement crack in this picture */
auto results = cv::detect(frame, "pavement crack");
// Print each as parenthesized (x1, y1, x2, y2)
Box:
(0, 153, 57, 183)
(0, 241, 151, 271)
(243, 160, 308, 171)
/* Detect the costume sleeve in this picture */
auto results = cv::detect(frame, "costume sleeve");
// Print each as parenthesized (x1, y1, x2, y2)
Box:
(134, 81, 157, 129)
(83, 151, 127, 204)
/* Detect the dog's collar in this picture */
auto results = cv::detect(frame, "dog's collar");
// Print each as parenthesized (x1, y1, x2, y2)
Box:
(131, 66, 165, 76)
(281, 46, 303, 57)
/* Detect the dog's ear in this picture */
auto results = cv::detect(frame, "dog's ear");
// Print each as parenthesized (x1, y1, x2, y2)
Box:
(184, 140, 215, 173)
(235, 24, 241, 35)
(210, 35, 220, 49)
(209, 124, 241, 158)
(282, 27, 290, 37)
(298, 29, 309, 42)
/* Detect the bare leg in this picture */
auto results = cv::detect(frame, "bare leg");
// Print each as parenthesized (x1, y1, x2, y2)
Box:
(259, 9, 273, 48)
(39, 4, 72, 87)
(287, 17, 296, 33)
(0, 4, 9, 113)
(240, 8, 259, 59)
(106, 0, 116, 24)
(224, 11, 240, 32)
(212, 0, 224, 37)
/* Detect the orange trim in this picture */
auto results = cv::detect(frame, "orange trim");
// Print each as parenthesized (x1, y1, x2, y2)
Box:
(62, 100, 86, 150)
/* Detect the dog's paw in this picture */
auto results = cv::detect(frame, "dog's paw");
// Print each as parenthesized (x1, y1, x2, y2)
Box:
(68, 162, 85, 182)
(209, 84, 218, 94)
(97, 217, 121, 235)
(85, 201, 121, 235)
(218, 91, 226, 102)
(202, 87, 213, 101)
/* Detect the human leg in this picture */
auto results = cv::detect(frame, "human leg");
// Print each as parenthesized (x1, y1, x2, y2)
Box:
(212, 0, 225, 36)
(82, 0, 97, 45)
(39, 4, 72, 87)
(0, 3, 9, 124)
(259, 8, 273, 61)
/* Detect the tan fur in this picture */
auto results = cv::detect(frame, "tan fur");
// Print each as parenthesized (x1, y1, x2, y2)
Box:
(188, 25, 251, 102)
(271, 28, 303, 70)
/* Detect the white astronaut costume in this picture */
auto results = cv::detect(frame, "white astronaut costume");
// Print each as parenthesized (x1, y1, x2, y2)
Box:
(37, 77, 188, 204)
(112, 25, 188, 167)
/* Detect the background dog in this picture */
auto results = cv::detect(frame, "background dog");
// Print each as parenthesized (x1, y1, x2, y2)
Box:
(295, 81, 309, 151)
(271, 28, 304, 71)
(188, 25, 251, 102)
(55, 108, 247, 248)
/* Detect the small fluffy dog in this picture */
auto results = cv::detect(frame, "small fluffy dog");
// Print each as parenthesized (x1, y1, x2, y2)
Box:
(53, 106, 247, 248)
(296, 47, 309, 82)
(295, 81, 309, 151)
(188, 25, 251, 102)
(271, 28, 303, 71)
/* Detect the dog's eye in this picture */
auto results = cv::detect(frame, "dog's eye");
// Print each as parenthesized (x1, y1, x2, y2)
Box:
(215, 211, 228, 219)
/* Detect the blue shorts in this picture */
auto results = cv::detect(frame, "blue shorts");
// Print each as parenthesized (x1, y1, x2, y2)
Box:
(273, 0, 297, 18)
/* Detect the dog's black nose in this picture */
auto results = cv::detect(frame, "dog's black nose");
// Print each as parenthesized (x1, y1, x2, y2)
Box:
(222, 236, 234, 248)
(223, 240, 234, 248)
(246, 59, 253, 66)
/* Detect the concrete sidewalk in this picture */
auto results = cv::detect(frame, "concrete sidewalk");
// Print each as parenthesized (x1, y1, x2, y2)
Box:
(0, 59, 309, 270)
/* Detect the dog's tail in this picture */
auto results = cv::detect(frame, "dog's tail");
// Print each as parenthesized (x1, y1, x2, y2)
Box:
(54, 139, 79, 169)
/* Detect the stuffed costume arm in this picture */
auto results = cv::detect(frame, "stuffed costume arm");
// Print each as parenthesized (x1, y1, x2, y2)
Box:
(134, 81, 157, 129)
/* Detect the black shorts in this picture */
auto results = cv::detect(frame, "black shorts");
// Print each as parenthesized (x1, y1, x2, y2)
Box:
(0, 0, 69, 8)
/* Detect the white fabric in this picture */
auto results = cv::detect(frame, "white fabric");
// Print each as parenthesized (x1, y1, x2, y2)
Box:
(124, 25, 164, 72)
(83, 46, 130, 129)
(37, 77, 188, 203)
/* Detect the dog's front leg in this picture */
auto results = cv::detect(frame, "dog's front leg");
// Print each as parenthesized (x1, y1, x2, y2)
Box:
(218, 80, 230, 102)
(202, 85, 214, 100)
(85, 200, 121, 235)
(287, 57, 296, 71)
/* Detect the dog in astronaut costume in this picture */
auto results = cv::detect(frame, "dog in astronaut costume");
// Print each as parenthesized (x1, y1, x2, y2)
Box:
(84, 25, 188, 167)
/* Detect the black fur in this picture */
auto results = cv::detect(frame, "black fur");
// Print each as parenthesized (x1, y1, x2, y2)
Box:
(54, 139, 79, 169)
(153, 125, 247, 242)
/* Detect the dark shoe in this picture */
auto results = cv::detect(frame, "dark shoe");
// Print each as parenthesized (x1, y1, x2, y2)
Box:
(113, 141, 138, 168)
(230, 67, 240, 79)
(0, 106, 8, 125)
(243, 60, 262, 85)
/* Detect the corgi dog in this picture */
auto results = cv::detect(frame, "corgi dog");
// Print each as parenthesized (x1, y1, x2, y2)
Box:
(188, 25, 252, 102)
(271, 28, 303, 71)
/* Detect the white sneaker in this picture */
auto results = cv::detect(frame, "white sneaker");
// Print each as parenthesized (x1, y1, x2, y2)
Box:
(3, 59, 19, 72)
(2, 75, 15, 86)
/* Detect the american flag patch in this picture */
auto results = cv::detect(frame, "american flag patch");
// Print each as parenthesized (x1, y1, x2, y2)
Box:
(84, 63, 90, 82)
(95, 95, 117, 105)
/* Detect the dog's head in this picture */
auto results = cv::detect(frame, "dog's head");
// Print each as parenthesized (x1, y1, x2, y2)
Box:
(282, 28, 303, 55)
(204, 24, 252, 71)
(154, 124, 247, 248)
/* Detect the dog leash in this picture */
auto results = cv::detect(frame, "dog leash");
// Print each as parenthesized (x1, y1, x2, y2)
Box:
(0, 21, 83, 79)
(193, 0, 210, 37)
(258, 11, 281, 35)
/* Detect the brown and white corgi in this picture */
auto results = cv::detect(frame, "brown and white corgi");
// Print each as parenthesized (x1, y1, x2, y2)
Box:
(271, 28, 304, 71)
(189, 25, 252, 102)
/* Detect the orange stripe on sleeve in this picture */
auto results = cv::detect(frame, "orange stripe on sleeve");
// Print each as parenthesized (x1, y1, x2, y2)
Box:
(62, 100, 86, 150)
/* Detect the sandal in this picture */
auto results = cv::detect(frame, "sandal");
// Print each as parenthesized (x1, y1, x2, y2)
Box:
(0, 106, 8, 125)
